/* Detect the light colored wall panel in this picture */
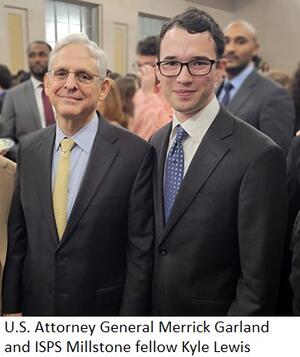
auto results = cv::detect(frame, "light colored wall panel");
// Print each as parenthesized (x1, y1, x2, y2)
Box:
(5, 7, 29, 73)
(232, 0, 300, 74)
(7, 13, 24, 73)
(114, 22, 128, 74)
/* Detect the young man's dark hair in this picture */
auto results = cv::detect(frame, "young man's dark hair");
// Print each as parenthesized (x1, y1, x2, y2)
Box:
(158, 7, 225, 59)
(136, 35, 158, 56)
(0, 64, 12, 90)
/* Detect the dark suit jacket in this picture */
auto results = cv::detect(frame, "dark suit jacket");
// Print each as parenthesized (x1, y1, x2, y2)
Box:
(2, 116, 154, 316)
(0, 79, 42, 160)
(151, 106, 288, 316)
(217, 70, 294, 156)
(287, 136, 300, 314)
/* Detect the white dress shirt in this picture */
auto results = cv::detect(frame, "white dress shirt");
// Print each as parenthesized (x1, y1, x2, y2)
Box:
(166, 95, 220, 176)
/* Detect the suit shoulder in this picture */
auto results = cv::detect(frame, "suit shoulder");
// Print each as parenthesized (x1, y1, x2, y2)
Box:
(232, 113, 284, 156)
(150, 123, 171, 146)
(20, 126, 54, 149)
(253, 71, 290, 96)
(99, 119, 152, 158)
(289, 136, 300, 154)
(6, 80, 31, 97)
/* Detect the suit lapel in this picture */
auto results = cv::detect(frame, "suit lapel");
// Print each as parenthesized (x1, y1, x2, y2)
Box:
(25, 80, 42, 129)
(153, 123, 172, 236)
(227, 70, 258, 113)
(60, 118, 119, 245)
(160, 108, 234, 244)
(35, 127, 58, 244)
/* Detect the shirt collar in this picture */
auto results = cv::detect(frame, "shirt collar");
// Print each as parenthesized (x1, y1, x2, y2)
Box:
(170, 96, 220, 144)
(31, 75, 43, 89)
(226, 62, 254, 90)
(54, 113, 98, 153)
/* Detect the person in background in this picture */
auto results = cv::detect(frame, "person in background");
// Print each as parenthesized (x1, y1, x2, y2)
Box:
(265, 70, 291, 91)
(0, 64, 12, 113)
(11, 70, 30, 86)
(0, 41, 53, 160)
(129, 35, 172, 140)
(98, 78, 127, 128)
(217, 20, 294, 156)
(151, 7, 287, 316)
(116, 75, 137, 127)
(2, 33, 154, 316)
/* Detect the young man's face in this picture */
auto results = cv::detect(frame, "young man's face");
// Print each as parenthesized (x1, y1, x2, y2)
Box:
(157, 27, 225, 122)
(224, 23, 259, 75)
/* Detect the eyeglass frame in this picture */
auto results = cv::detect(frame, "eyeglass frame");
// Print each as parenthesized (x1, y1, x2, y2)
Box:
(48, 68, 102, 85)
(156, 58, 220, 77)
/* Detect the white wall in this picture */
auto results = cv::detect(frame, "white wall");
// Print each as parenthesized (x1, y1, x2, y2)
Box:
(232, 0, 300, 74)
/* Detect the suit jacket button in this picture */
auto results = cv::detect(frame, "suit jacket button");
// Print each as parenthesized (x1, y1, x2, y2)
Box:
(160, 249, 167, 256)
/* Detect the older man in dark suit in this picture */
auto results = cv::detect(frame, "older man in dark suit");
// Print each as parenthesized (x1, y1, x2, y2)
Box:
(151, 8, 287, 316)
(218, 20, 294, 156)
(0, 41, 53, 160)
(2, 33, 153, 316)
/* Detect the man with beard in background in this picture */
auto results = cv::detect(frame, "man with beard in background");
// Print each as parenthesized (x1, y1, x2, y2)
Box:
(217, 21, 294, 157)
(0, 41, 53, 161)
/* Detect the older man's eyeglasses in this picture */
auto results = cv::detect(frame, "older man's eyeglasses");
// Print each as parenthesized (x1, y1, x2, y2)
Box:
(49, 69, 101, 85)
(157, 59, 219, 77)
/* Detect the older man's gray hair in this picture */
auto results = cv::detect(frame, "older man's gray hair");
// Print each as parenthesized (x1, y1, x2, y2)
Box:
(48, 33, 107, 79)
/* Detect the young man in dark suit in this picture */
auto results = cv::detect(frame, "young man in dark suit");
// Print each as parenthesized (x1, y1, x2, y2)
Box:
(2, 33, 154, 316)
(151, 8, 287, 316)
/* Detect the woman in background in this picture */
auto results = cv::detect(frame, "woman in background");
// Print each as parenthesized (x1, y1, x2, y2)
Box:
(98, 78, 127, 128)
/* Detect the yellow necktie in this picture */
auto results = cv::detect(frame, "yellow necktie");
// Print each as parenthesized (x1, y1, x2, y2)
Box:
(53, 138, 75, 239)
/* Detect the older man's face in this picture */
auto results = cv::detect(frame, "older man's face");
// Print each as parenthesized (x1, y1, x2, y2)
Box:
(45, 43, 107, 124)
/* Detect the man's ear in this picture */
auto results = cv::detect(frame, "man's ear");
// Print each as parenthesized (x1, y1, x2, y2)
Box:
(155, 65, 162, 82)
(216, 58, 227, 71)
(99, 79, 110, 101)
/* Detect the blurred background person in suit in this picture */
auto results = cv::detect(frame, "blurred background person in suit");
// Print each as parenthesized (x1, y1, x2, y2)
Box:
(0, 41, 53, 161)
(218, 20, 294, 156)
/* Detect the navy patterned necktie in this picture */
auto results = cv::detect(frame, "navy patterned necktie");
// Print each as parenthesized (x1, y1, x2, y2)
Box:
(164, 125, 188, 222)
(220, 81, 233, 106)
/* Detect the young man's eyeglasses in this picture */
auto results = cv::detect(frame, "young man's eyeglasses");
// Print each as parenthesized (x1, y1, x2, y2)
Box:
(157, 59, 219, 77)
